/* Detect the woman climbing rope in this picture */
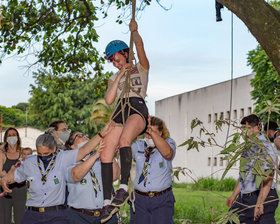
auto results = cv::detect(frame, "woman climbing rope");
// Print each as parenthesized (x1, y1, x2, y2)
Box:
(100, 18, 149, 223)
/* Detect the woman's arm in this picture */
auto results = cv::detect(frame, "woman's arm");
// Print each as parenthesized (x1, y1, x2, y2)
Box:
(76, 122, 114, 162)
(0, 151, 7, 178)
(105, 64, 131, 105)
(0, 172, 15, 195)
(71, 151, 101, 182)
(129, 19, 149, 70)
(146, 125, 173, 160)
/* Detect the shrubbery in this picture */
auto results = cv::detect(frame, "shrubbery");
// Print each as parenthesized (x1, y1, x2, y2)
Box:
(191, 177, 236, 191)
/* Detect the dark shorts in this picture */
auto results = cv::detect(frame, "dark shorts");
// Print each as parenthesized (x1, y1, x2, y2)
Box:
(111, 97, 148, 134)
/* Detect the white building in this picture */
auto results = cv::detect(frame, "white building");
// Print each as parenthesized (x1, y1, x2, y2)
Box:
(155, 74, 255, 183)
(1, 126, 44, 152)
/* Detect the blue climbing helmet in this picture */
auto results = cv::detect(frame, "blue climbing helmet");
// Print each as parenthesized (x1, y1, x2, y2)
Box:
(105, 40, 129, 59)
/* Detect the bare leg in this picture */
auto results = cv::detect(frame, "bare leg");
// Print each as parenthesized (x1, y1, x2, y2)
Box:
(100, 126, 123, 163)
(119, 114, 146, 147)
(111, 114, 146, 207)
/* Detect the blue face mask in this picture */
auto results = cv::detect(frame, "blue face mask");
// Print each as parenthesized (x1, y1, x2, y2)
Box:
(38, 153, 53, 169)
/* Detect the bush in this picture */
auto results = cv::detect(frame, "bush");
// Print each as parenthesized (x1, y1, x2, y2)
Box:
(191, 177, 236, 191)
(172, 182, 191, 189)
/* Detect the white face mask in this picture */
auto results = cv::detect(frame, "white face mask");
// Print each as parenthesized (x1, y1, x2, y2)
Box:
(58, 130, 71, 144)
(7, 136, 18, 147)
(144, 137, 155, 148)
(77, 140, 88, 149)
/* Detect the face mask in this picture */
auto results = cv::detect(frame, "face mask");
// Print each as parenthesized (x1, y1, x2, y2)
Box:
(77, 140, 88, 149)
(38, 153, 53, 169)
(269, 137, 275, 142)
(7, 136, 18, 147)
(144, 137, 155, 148)
(58, 130, 71, 144)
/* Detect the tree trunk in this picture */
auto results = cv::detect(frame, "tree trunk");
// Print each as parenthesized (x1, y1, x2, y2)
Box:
(218, 0, 280, 76)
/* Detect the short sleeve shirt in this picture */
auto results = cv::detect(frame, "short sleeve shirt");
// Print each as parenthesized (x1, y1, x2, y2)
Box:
(239, 134, 278, 194)
(14, 149, 78, 207)
(109, 62, 149, 99)
(132, 138, 176, 192)
(66, 157, 104, 209)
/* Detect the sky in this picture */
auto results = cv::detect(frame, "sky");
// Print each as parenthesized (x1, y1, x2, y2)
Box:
(0, 0, 258, 115)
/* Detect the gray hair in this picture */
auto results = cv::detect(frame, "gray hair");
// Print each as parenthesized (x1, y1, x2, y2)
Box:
(36, 134, 57, 150)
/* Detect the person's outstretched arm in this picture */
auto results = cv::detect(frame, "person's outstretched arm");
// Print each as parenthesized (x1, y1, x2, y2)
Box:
(76, 121, 115, 162)
(129, 19, 149, 70)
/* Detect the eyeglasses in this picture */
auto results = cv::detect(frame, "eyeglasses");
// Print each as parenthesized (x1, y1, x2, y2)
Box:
(70, 133, 87, 146)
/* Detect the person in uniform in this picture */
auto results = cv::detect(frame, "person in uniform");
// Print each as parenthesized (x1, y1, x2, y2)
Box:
(264, 121, 280, 151)
(65, 131, 120, 224)
(129, 116, 176, 224)
(226, 114, 279, 223)
(100, 18, 150, 222)
(46, 120, 71, 150)
(0, 122, 113, 224)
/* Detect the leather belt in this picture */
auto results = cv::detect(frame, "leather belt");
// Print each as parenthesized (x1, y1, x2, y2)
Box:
(242, 190, 259, 197)
(70, 206, 102, 217)
(27, 205, 65, 213)
(135, 187, 172, 198)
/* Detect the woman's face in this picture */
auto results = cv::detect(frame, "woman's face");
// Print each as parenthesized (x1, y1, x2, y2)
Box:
(110, 52, 127, 70)
(5, 129, 19, 146)
(37, 146, 55, 157)
(54, 122, 69, 136)
(71, 132, 89, 149)
(6, 129, 17, 138)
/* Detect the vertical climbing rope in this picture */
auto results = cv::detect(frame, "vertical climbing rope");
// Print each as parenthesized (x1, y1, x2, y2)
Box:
(225, 12, 234, 147)
(110, 0, 138, 215)
(110, 0, 146, 127)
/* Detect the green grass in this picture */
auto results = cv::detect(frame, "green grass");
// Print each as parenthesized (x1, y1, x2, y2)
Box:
(190, 177, 236, 192)
(172, 186, 280, 224)
(117, 185, 280, 224)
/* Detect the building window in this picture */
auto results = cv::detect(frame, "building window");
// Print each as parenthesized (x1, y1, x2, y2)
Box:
(233, 110, 237, 119)
(208, 114, 211, 123)
(214, 113, 218, 122)
(226, 111, 230, 120)
(240, 108, 244, 118)
(208, 157, 211, 166)
(213, 157, 217, 166)
(219, 157, 223, 166)
(226, 160, 229, 166)
(248, 107, 252, 115)
(220, 112, 224, 120)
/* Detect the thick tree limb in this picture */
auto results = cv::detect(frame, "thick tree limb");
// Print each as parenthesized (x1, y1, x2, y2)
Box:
(218, 0, 280, 75)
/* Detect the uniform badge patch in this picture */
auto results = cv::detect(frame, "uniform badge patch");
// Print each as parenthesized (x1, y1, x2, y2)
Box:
(80, 178, 87, 185)
(54, 177, 60, 184)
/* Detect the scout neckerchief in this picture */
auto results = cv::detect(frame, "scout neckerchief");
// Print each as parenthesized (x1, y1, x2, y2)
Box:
(82, 151, 101, 197)
(138, 142, 156, 186)
(37, 152, 57, 185)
